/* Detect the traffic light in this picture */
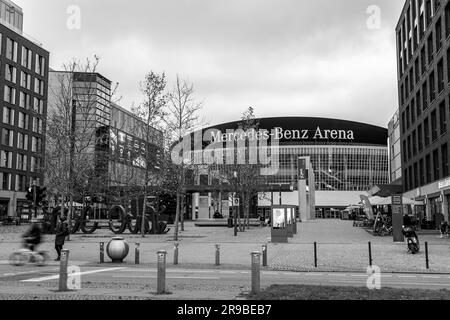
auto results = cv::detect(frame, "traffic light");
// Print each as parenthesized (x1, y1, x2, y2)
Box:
(36, 187, 47, 207)
(25, 187, 34, 203)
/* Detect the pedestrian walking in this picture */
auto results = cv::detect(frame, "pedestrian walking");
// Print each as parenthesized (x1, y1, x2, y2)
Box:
(54, 216, 69, 261)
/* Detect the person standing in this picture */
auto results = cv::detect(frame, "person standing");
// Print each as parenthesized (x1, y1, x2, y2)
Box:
(54, 216, 69, 261)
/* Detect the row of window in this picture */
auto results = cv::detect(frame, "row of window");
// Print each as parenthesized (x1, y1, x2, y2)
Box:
(403, 143, 449, 191)
(398, 0, 442, 75)
(402, 98, 448, 162)
(0, 172, 40, 192)
(0, 150, 40, 172)
(1, 128, 42, 153)
(399, 43, 450, 108)
(2, 106, 44, 134)
(4, 85, 45, 111)
(3, 35, 46, 77)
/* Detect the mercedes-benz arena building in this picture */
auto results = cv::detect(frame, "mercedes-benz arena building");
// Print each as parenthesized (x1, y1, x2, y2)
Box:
(187, 117, 389, 219)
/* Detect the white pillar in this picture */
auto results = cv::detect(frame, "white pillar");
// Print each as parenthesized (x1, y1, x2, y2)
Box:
(442, 192, 449, 222)
(298, 180, 308, 222)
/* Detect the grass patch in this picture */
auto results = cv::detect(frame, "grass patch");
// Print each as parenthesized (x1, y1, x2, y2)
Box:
(248, 285, 450, 300)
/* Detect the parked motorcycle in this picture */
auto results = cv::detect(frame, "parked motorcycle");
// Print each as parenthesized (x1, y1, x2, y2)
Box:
(402, 226, 420, 254)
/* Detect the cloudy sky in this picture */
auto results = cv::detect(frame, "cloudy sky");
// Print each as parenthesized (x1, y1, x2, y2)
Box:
(18, 0, 405, 128)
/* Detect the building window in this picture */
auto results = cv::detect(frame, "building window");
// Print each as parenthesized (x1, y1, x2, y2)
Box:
(422, 81, 428, 110)
(32, 117, 43, 134)
(31, 137, 41, 153)
(419, 158, 425, 185)
(19, 92, 31, 109)
(421, 46, 426, 75)
(35, 54, 45, 76)
(424, 117, 430, 147)
(17, 112, 28, 130)
(427, 33, 434, 64)
(431, 109, 438, 141)
(4, 85, 15, 104)
(408, 135, 412, 160)
(416, 91, 422, 117)
(438, 59, 444, 93)
(442, 144, 449, 177)
(412, 130, 417, 156)
(418, 123, 423, 151)
(446, 1, 450, 38)
(30, 156, 39, 173)
(33, 98, 43, 114)
(0, 172, 11, 191)
(436, 17, 443, 51)
(2, 107, 14, 125)
(406, 105, 411, 129)
(21, 46, 32, 69)
(0, 150, 12, 168)
(5, 38, 18, 62)
(439, 101, 447, 135)
(429, 71, 436, 102)
(17, 132, 28, 150)
(413, 162, 419, 189)
(1, 128, 13, 146)
(5, 64, 16, 83)
(15, 174, 26, 192)
(34, 79, 44, 96)
(433, 149, 440, 180)
(426, 154, 432, 183)
(411, 99, 416, 124)
(20, 71, 31, 90)
(425, 0, 432, 27)
(16, 153, 27, 171)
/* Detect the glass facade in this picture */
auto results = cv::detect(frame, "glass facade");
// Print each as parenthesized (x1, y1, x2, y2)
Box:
(267, 146, 388, 191)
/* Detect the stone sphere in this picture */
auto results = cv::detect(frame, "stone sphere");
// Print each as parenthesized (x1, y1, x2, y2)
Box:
(106, 237, 129, 263)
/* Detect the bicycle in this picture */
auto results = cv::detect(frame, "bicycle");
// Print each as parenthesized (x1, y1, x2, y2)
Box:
(9, 242, 49, 267)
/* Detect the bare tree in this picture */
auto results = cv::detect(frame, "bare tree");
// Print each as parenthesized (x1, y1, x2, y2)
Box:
(164, 75, 205, 240)
(45, 56, 119, 238)
(131, 71, 168, 237)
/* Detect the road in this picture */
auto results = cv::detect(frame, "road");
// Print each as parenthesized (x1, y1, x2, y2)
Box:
(1, 262, 450, 299)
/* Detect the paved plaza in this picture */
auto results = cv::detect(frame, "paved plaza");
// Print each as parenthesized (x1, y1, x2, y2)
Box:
(1, 220, 450, 273)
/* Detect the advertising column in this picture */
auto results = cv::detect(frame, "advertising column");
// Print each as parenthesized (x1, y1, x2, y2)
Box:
(391, 195, 404, 242)
(307, 157, 316, 220)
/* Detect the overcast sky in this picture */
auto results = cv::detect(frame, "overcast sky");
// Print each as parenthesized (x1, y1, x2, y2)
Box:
(17, 0, 405, 128)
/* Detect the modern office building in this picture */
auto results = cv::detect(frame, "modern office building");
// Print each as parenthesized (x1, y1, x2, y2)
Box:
(186, 117, 389, 220)
(0, 0, 49, 220)
(47, 71, 162, 203)
(388, 110, 403, 183)
(396, 0, 450, 228)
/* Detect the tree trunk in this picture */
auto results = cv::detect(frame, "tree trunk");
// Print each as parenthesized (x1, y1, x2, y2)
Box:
(174, 192, 181, 241)
(180, 194, 185, 232)
(67, 194, 73, 241)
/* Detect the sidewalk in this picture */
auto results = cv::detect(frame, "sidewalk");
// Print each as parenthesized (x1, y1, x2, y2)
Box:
(1, 220, 450, 273)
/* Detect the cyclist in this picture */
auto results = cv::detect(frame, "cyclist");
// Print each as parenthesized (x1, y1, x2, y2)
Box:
(22, 222, 42, 252)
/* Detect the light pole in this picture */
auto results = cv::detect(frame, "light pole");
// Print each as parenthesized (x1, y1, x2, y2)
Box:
(233, 171, 238, 237)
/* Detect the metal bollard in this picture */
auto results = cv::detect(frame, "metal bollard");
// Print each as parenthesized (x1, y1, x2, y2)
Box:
(135, 243, 140, 265)
(174, 242, 179, 265)
(262, 245, 267, 267)
(314, 242, 318, 268)
(425, 242, 429, 269)
(99, 242, 104, 264)
(215, 244, 220, 266)
(251, 252, 261, 295)
(157, 250, 167, 294)
(368, 242, 373, 267)
(58, 249, 70, 292)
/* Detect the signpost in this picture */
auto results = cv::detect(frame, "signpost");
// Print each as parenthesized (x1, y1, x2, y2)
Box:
(270, 206, 288, 243)
(298, 157, 310, 221)
(392, 195, 404, 242)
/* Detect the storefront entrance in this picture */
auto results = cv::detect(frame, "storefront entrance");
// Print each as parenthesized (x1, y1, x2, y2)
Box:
(0, 199, 8, 219)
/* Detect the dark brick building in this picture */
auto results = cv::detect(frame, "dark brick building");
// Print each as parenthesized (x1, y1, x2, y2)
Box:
(0, 0, 49, 219)
(396, 0, 450, 227)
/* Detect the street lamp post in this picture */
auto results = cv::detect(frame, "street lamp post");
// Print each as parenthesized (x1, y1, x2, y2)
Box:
(233, 171, 238, 237)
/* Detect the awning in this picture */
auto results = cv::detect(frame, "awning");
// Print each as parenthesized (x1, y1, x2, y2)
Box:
(368, 179, 403, 197)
